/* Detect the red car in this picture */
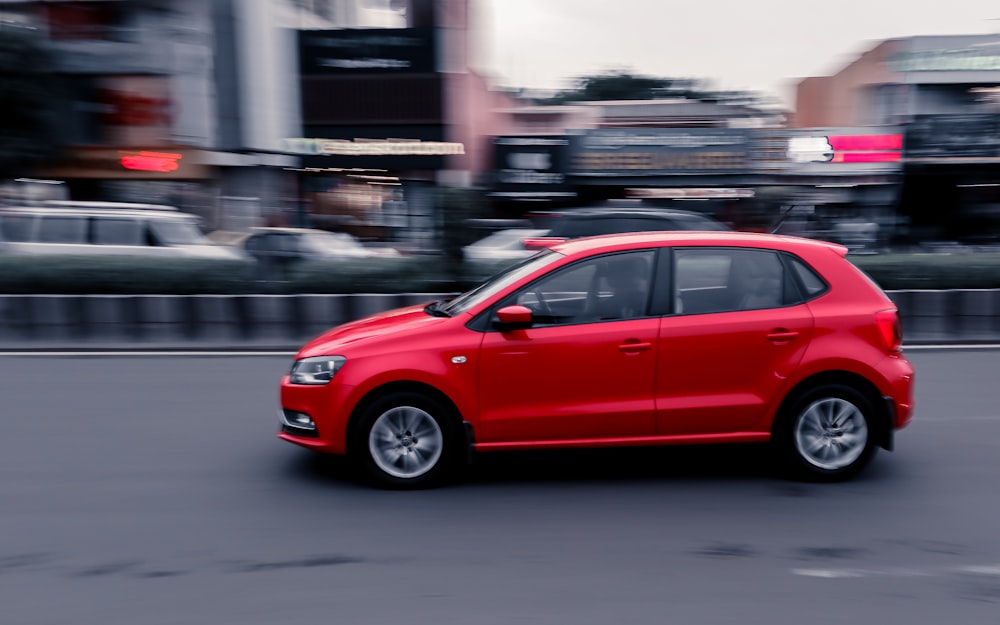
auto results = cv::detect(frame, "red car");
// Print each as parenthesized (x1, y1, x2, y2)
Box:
(279, 232, 914, 488)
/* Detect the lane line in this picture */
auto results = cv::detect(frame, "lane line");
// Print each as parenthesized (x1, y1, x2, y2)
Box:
(794, 563, 1000, 579)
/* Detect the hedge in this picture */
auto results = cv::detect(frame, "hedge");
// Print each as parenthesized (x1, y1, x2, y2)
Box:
(849, 252, 1000, 290)
(1, 251, 999, 294)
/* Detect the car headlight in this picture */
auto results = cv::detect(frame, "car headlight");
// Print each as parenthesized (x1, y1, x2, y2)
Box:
(289, 355, 346, 385)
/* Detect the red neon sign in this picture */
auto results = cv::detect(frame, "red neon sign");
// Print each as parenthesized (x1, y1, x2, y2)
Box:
(119, 151, 182, 173)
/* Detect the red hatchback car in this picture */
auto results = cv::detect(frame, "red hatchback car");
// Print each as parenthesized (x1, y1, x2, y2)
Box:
(279, 232, 914, 488)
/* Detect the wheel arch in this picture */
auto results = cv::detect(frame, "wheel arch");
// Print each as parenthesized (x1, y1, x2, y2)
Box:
(773, 370, 893, 451)
(346, 380, 470, 456)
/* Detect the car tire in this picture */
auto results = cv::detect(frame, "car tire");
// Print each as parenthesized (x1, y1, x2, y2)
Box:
(352, 392, 460, 489)
(775, 384, 878, 482)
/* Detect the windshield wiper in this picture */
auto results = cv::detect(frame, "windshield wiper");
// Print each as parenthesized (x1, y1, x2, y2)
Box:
(424, 300, 452, 317)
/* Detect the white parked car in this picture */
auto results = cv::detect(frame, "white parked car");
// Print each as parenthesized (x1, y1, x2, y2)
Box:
(0, 201, 245, 260)
(462, 228, 549, 262)
(241, 227, 400, 261)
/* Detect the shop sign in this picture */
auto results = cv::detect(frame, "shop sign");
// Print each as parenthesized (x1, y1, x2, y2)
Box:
(889, 49, 1000, 72)
(41, 147, 209, 179)
(299, 27, 436, 75)
(284, 138, 464, 157)
(491, 137, 573, 200)
(568, 129, 749, 176)
(905, 114, 1000, 159)
(787, 133, 902, 163)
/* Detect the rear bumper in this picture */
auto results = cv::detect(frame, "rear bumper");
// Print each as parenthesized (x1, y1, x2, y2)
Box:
(878, 354, 915, 431)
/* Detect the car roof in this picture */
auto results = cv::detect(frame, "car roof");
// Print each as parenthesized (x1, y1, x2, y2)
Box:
(551, 231, 848, 257)
(0, 205, 196, 220)
(551, 207, 712, 219)
(248, 227, 342, 235)
(532, 200, 718, 220)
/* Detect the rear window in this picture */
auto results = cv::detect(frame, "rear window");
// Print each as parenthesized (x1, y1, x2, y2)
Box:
(37, 216, 86, 244)
(92, 218, 144, 246)
(786, 255, 828, 298)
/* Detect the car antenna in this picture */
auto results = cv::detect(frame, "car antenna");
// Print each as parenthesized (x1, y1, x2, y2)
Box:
(769, 204, 797, 234)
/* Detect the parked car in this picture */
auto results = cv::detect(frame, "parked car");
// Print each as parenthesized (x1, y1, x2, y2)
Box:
(462, 228, 549, 262)
(0, 201, 244, 260)
(523, 200, 729, 249)
(278, 231, 914, 488)
(242, 227, 399, 261)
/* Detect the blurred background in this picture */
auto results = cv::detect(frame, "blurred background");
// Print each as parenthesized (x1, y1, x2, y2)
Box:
(1, 0, 1000, 272)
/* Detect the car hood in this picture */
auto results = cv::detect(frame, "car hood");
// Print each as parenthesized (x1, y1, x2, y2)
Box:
(297, 303, 451, 357)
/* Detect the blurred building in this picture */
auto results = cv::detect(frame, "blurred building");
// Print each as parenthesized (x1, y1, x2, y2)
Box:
(487, 97, 791, 232)
(0, 0, 392, 231)
(286, 0, 520, 246)
(795, 34, 1000, 244)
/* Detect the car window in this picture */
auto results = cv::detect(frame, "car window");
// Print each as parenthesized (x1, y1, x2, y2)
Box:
(92, 217, 143, 246)
(37, 216, 86, 244)
(0, 215, 36, 242)
(674, 248, 786, 314)
(786, 255, 828, 298)
(500, 250, 655, 326)
(244, 234, 266, 253)
(149, 220, 205, 246)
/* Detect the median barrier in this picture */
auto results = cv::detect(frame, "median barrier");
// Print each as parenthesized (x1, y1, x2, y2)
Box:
(0, 290, 997, 347)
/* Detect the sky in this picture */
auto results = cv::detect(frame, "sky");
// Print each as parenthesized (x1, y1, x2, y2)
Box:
(470, 0, 1000, 105)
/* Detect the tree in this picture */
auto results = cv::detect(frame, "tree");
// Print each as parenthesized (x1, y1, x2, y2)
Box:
(537, 69, 772, 107)
(0, 23, 59, 180)
(538, 69, 708, 104)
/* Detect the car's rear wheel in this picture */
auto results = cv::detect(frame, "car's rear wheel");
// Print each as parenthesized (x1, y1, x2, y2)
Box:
(353, 392, 459, 489)
(777, 384, 877, 481)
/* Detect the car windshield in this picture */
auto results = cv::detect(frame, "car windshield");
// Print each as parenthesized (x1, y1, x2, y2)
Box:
(441, 250, 562, 316)
(149, 220, 207, 246)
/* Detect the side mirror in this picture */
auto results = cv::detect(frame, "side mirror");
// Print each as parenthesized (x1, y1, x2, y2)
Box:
(495, 304, 533, 330)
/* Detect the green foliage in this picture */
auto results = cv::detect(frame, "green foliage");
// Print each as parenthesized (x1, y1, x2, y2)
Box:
(0, 24, 59, 178)
(539, 70, 719, 104)
(0, 256, 255, 294)
(2, 252, 1000, 294)
(850, 253, 1000, 290)
(286, 256, 453, 294)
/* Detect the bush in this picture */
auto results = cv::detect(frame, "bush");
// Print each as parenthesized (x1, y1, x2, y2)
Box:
(849, 252, 1000, 290)
(2, 251, 1000, 294)
(0, 255, 255, 294)
(286, 256, 455, 294)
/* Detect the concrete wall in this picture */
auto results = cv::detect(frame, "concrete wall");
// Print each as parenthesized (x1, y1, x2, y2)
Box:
(1, 290, 998, 348)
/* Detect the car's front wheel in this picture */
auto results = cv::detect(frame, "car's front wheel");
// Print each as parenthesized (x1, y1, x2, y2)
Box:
(352, 392, 459, 489)
(777, 384, 877, 481)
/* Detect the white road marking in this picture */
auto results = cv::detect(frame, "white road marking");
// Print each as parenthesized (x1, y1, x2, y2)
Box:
(793, 563, 1000, 579)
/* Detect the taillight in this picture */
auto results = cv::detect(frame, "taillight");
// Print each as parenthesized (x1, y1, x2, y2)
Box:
(875, 308, 902, 352)
(523, 237, 567, 250)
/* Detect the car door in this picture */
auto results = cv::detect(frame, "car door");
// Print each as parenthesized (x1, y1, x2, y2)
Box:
(477, 250, 660, 444)
(655, 247, 814, 436)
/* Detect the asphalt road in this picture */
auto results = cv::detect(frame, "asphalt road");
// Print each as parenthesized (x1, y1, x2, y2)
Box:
(2, 349, 999, 625)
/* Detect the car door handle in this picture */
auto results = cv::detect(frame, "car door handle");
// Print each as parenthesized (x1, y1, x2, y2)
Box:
(618, 340, 652, 353)
(767, 329, 799, 342)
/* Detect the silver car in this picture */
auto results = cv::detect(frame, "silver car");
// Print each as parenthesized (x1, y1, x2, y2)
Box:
(0, 201, 245, 260)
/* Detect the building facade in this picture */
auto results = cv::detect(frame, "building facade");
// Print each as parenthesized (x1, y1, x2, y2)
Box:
(795, 34, 1000, 243)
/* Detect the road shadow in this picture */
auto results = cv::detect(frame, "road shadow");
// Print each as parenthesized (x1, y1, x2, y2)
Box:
(465, 443, 781, 485)
(281, 441, 904, 493)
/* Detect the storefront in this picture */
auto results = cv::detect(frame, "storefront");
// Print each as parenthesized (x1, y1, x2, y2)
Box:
(901, 114, 1000, 243)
